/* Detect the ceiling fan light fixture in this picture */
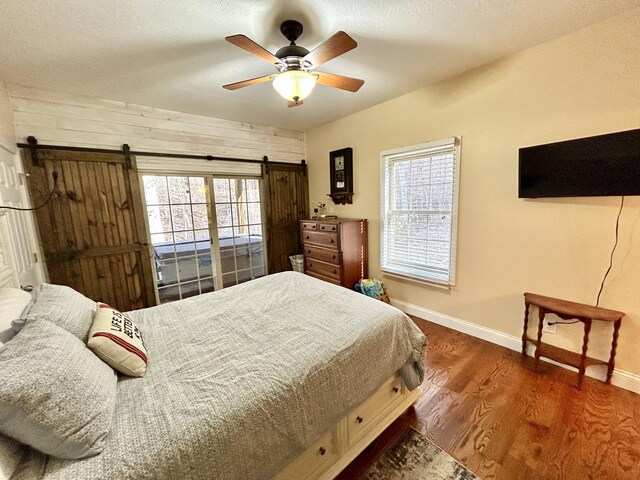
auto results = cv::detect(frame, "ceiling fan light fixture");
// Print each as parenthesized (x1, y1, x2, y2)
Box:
(272, 70, 317, 102)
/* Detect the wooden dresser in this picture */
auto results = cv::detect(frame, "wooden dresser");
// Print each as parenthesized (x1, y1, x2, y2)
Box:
(300, 218, 368, 289)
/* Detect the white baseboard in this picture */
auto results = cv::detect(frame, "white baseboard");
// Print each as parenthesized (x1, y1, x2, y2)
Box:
(391, 298, 640, 395)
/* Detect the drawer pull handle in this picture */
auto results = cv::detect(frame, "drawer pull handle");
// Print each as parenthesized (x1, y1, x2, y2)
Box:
(305, 235, 310, 240)
(392, 387, 399, 393)
(333, 270, 337, 274)
(332, 255, 336, 259)
(330, 239, 334, 243)
(319, 447, 326, 456)
(356, 416, 363, 424)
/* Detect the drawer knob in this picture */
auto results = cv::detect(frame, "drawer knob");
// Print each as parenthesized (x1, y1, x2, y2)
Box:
(333, 270, 337, 274)
(305, 235, 310, 240)
(332, 255, 336, 259)
(330, 239, 334, 243)
(319, 447, 326, 456)
(392, 387, 399, 393)
(356, 416, 363, 424)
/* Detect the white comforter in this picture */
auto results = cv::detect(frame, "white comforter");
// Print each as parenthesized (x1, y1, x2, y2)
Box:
(20, 272, 427, 480)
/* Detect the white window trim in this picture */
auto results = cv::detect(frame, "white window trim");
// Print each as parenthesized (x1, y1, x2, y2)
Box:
(379, 137, 461, 288)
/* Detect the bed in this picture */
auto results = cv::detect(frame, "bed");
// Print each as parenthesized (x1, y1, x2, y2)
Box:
(0, 219, 426, 479)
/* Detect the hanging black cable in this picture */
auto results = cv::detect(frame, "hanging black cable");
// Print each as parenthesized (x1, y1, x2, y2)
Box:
(0, 171, 58, 211)
(596, 195, 624, 307)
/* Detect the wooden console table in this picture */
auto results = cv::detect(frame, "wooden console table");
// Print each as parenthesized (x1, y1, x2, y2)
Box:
(522, 292, 624, 388)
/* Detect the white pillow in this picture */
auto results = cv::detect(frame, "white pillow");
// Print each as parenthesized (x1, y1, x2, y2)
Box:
(0, 288, 32, 346)
(0, 434, 23, 480)
(87, 303, 148, 377)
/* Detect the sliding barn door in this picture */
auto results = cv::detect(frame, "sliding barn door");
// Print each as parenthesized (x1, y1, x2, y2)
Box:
(263, 162, 309, 273)
(22, 148, 155, 311)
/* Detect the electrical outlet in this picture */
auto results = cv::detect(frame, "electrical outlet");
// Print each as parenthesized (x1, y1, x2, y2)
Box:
(542, 319, 556, 334)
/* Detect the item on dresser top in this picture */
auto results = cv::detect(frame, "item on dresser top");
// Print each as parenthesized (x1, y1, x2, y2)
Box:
(11, 283, 96, 342)
(0, 320, 117, 459)
(88, 303, 148, 377)
(300, 218, 368, 290)
(0, 288, 32, 345)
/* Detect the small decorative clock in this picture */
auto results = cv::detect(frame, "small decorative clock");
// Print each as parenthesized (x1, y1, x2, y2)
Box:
(328, 147, 354, 205)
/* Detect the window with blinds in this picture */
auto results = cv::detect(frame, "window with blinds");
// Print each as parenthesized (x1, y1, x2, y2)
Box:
(380, 138, 460, 286)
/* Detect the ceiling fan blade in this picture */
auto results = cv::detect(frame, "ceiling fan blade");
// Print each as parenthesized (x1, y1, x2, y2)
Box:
(315, 72, 364, 92)
(225, 34, 281, 65)
(302, 31, 357, 69)
(223, 74, 274, 91)
(288, 100, 304, 108)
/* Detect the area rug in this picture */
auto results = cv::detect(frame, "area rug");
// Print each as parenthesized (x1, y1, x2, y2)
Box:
(360, 428, 479, 480)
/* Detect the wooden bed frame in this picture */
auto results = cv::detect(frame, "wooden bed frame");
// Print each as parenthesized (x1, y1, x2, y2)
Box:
(274, 373, 421, 480)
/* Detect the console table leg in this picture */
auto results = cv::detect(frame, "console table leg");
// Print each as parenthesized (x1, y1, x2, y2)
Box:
(578, 318, 592, 389)
(534, 307, 545, 369)
(606, 319, 622, 384)
(522, 302, 530, 355)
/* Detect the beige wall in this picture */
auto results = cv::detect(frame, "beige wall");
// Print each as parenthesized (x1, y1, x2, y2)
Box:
(306, 9, 640, 377)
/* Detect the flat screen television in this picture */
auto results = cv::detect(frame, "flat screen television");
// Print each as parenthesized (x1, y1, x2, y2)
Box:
(518, 129, 640, 198)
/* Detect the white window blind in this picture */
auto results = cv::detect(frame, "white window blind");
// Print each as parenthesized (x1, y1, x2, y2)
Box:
(380, 138, 460, 286)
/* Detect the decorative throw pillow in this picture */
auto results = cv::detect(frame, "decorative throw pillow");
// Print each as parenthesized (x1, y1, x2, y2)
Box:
(0, 320, 117, 459)
(87, 303, 148, 377)
(11, 283, 96, 342)
(0, 288, 32, 346)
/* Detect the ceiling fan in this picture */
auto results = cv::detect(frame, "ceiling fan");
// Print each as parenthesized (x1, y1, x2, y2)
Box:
(223, 20, 364, 107)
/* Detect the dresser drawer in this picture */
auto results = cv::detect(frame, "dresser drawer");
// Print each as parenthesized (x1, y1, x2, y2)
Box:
(348, 375, 404, 445)
(303, 230, 339, 248)
(301, 221, 317, 231)
(306, 258, 341, 280)
(273, 429, 336, 480)
(306, 271, 341, 285)
(304, 258, 342, 280)
(304, 245, 340, 264)
(317, 222, 338, 233)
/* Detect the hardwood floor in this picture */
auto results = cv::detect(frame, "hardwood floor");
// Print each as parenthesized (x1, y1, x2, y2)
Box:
(338, 317, 640, 480)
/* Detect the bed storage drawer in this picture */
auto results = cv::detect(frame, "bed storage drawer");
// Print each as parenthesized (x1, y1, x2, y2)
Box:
(273, 374, 422, 480)
(306, 258, 341, 281)
(347, 375, 404, 445)
(304, 245, 340, 264)
(275, 430, 336, 480)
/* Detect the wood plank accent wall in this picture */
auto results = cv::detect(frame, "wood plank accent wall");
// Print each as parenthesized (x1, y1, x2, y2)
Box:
(8, 84, 306, 163)
(22, 148, 156, 311)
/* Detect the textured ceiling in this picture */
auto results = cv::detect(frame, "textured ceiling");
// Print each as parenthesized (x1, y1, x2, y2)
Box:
(1, 0, 638, 131)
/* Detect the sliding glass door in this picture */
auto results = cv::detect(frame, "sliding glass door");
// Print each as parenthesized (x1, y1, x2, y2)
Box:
(142, 174, 266, 304)
(212, 178, 265, 288)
